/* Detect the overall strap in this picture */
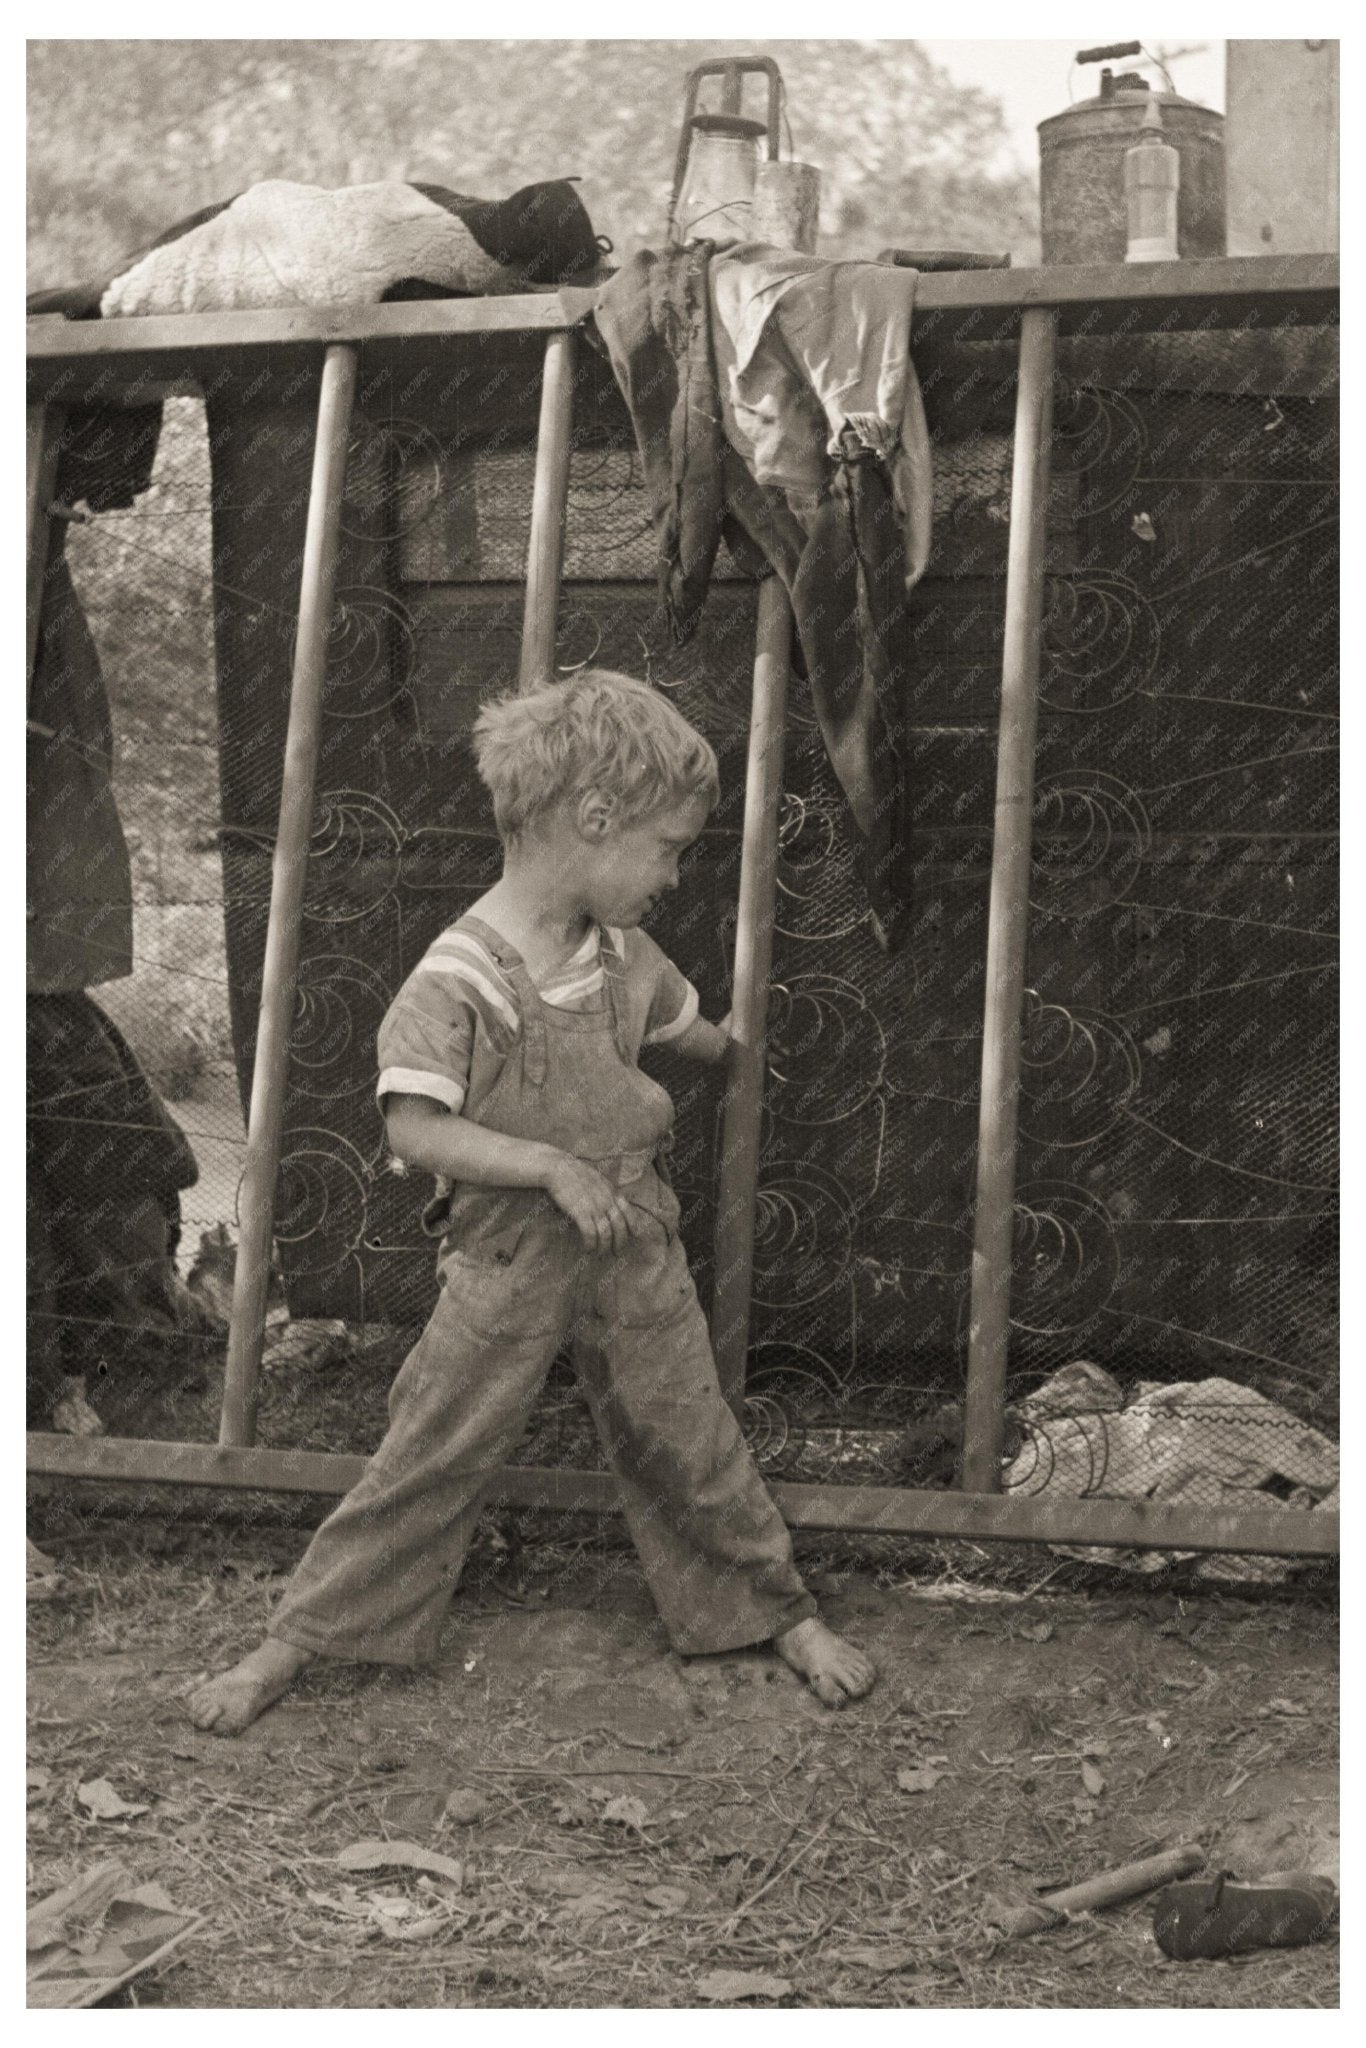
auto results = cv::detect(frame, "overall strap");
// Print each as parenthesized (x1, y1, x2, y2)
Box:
(452, 913, 548, 1088)
(598, 926, 634, 1064)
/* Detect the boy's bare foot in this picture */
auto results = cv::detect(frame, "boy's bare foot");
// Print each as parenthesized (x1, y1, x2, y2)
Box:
(186, 1639, 315, 1736)
(773, 1616, 877, 1708)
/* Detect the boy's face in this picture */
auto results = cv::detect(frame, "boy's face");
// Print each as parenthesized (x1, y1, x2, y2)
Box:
(577, 790, 711, 927)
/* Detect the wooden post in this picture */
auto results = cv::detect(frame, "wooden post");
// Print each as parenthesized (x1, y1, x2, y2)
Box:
(961, 308, 1058, 1493)
(219, 344, 358, 1448)
(27, 403, 63, 704)
(518, 327, 575, 691)
(711, 577, 792, 1411)
(708, 170, 819, 1418)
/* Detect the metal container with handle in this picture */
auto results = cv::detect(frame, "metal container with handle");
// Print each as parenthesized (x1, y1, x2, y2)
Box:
(1039, 43, 1225, 264)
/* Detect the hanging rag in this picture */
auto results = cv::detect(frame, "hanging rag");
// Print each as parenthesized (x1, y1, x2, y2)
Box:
(595, 243, 932, 947)
(712, 247, 932, 950)
(709, 245, 932, 587)
(593, 245, 774, 642)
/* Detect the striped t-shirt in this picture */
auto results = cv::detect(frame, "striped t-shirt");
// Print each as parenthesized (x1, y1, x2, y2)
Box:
(376, 919, 700, 1117)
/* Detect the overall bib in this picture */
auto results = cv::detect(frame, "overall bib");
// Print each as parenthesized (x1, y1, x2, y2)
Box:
(269, 916, 815, 1664)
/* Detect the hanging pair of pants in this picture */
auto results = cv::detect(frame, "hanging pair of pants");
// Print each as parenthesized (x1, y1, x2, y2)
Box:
(268, 1177, 815, 1665)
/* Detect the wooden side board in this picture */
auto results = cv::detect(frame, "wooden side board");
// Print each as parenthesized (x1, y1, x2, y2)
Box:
(26, 257, 1338, 402)
(26, 1434, 1339, 1559)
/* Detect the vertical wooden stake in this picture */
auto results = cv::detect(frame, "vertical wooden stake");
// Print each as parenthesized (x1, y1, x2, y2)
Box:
(709, 172, 818, 1418)
(27, 403, 64, 706)
(518, 327, 575, 691)
(961, 307, 1058, 1493)
(711, 576, 792, 1414)
(220, 344, 358, 1449)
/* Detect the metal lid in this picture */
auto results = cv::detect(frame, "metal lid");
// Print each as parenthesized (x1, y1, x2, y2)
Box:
(688, 113, 768, 141)
(1041, 86, 1214, 128)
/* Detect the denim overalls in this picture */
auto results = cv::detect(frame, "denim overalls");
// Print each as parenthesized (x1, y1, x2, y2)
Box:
(269, 915, 815, 1664)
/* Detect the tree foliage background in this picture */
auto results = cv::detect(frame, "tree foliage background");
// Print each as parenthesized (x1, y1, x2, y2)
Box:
(28, 38, 1042, 290)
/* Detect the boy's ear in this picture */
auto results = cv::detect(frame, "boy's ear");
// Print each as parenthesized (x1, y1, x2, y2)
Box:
(577, 788, 616, 838)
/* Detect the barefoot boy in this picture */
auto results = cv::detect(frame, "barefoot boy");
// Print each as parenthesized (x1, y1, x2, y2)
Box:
(191, 670, 874, 1732)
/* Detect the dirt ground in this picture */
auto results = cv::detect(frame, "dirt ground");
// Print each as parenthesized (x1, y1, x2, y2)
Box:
(27, 1498, 1338, 2011)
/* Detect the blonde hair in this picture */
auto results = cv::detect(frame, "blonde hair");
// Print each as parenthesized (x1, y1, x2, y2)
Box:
(472, 669, 720, 839)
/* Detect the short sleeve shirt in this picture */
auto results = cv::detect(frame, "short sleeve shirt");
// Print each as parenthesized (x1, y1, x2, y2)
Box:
(376, 919, 698, 1118)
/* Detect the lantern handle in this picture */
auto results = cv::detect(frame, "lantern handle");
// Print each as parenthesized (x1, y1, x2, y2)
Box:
(668, 56, 783, 241)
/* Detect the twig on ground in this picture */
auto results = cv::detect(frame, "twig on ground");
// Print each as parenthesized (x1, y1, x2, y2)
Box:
(929, 1862, 988, 1896)
(470, 1763, 747, 1784)
(722, 1809, 833, 1936)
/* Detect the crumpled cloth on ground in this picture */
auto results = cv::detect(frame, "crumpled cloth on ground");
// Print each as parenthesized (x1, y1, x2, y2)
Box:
(96, 178, 600, 317)
(595, 243, 932, 950)
(1003, 1360, 1338, 1583)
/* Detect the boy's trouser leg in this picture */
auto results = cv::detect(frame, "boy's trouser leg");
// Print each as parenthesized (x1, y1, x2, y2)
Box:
(268, 1239, 575, 1665)
(576, 1210, 817, 1656)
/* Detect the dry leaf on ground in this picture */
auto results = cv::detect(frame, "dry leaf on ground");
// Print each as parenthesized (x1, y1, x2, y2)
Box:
(27, 1864, 202, 2009)
(598, 1794, 648, 1832)
(696, 1968, 793, 2002)
(393, 1912, 449, 1941)
(365, 1894, 414, 1933)
(552, 1889, 628, 1923)
(897, 1765, 946, 1795)
(27, 1541, 65, 1602)
(1080, 1761, 1106, 1798)
(304, 1888, 372, 1918)
(335, 1839, 464, 1884)
(76, 1779, 149, 1821)
(832, 1945, 921, 1972)
(643, 1885, 689, 1912)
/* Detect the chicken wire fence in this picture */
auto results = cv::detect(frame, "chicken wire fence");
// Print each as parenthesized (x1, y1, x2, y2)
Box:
(30, 341, 1338, 1531)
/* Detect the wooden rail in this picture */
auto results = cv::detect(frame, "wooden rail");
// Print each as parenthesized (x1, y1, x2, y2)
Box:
(26, 1434, 1339, 1560)
(26, 258, 1338, 401)
(24, 288, 602, 403)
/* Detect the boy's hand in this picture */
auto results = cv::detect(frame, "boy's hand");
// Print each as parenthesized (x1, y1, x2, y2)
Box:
(670, 1012, 734, 1065)
(541, 1152, 640, 1254)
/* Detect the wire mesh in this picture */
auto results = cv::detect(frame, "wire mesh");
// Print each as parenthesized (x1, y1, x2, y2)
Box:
(29, 334, 1338, 1538)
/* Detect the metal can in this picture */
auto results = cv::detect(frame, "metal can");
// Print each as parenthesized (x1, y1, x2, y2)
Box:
(1039, 77, 1225, 265)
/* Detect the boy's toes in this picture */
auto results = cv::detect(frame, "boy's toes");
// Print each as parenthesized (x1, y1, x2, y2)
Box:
(186, 1679, 234, 1733)
(181, 1642, 310, 1736)
(773, 1618, 878, 1709)
(840, 1648, 877, 1697)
